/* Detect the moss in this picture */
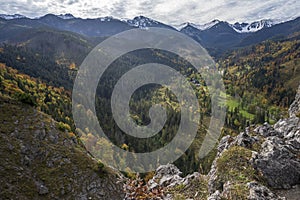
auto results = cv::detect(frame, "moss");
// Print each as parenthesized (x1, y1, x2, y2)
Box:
(224, 183, 249, 200)
(214, 146, 262, 199)
(217, 146, 256, 183)
(167, 176, 209, 200)
(173, 194, 185, 200)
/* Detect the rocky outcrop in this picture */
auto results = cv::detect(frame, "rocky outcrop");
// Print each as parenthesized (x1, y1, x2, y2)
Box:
(252, 92, 300, 190)
(208, 124, 292, 200)
(157, 123, 295, 199)
(289, 85, 300, 117)
(0, 97, 124, 199)
(247, 182, 285, 200)
(207, 86, 300, 199)
(253, 121, 300, 189)
(148, 164, 201, 190)
(145, 164, 208, 200)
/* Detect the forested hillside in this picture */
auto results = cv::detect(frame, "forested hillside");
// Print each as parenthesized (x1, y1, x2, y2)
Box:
(1, 31, 299, 175)
(0, 62, 73, 130)
(219, 34, 300, 129)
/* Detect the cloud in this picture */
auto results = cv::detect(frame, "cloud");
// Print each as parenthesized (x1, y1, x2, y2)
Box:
(0, 0, 299, 25)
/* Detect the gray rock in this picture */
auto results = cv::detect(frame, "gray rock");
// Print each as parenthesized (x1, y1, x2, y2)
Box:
(274, 117, 299, 138)
(289, 85, 300, 117)
(207, 190, 221, 200)
(38, 184, 49, 195)
(247, 182, 285, 200)
(235, 131, 259, 148)
(148, 164, 201, 190)
(253, 138, 300, 189)
(253, 116, 300, 189)
(275, 184, 300, 200)
(148, 164, 184, 189)
(217, 135, 232, 154)
(254, 122, 280, 137)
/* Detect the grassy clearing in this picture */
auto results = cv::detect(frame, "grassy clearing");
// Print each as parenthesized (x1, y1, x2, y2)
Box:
(226, 96, 255, 120)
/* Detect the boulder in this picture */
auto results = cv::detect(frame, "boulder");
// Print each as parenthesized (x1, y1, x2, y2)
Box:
(247, 182, 285, 200)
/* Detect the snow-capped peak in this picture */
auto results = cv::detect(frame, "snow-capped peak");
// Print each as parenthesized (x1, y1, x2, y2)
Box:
(0, 14, 26, 20)
(172, 22, 190, 31)
(126, 16, 159, 28)
(231, 19, 274, 33)
(173, 20, 221, 31)
(57, 13, 75, 20)
(193, 20, 221, 30)
(96, 16, 115, 22)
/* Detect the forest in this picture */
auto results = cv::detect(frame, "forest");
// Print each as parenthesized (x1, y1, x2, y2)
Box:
(0, 32, 299, 175)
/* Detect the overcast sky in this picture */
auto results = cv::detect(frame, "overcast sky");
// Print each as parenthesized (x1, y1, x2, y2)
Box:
(0, 0, 299, 25)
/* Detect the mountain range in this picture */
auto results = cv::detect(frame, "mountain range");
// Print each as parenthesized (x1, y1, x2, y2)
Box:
(0, 13, 299, 55)
(0, 13, 290, 33)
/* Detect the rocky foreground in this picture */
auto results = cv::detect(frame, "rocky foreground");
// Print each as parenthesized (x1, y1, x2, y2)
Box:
(132, 85, 300, 200)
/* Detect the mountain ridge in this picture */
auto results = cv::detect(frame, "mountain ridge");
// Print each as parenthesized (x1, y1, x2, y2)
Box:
(1, 13, 299, 33)
(1, 13, 299, 57)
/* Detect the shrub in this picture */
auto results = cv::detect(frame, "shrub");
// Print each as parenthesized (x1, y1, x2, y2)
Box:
(14, 92, 36, 106)
(56, 122, 71, 132)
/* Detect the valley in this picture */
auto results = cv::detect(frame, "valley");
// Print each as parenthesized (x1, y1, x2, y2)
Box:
(0, 13, 299, 199)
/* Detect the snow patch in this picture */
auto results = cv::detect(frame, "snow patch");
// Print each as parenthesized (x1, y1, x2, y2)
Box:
(56, 13, 75, 20)
(173, 20, 220, 31)
(0, 14, 26, 20)
(231, 19, 274, 33)
(127, 16, 159, 28)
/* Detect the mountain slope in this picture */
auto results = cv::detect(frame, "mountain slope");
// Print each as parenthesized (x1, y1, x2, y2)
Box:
(39, 14, 133, 37)
(231, 19, 274, 33)
(220, 34, 300, 107)
(180, 20, 248, 50)
(0, 45, 74, 89)
(126, 16, 176, 30)
(0, 62, 74, 129)
(239, 17, 300, 47)
(180, 17, 300, 55)
(0, 95, 124, 199)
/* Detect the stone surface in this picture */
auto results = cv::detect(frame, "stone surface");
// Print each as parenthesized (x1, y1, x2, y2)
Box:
(207, 190, 221, 200)
(289, 85, 300, 117)
(253, 102, 300, 189)
(37, 183, 49, 195)
(148, 163, 200, 190)
(247, 182, 285, 200)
